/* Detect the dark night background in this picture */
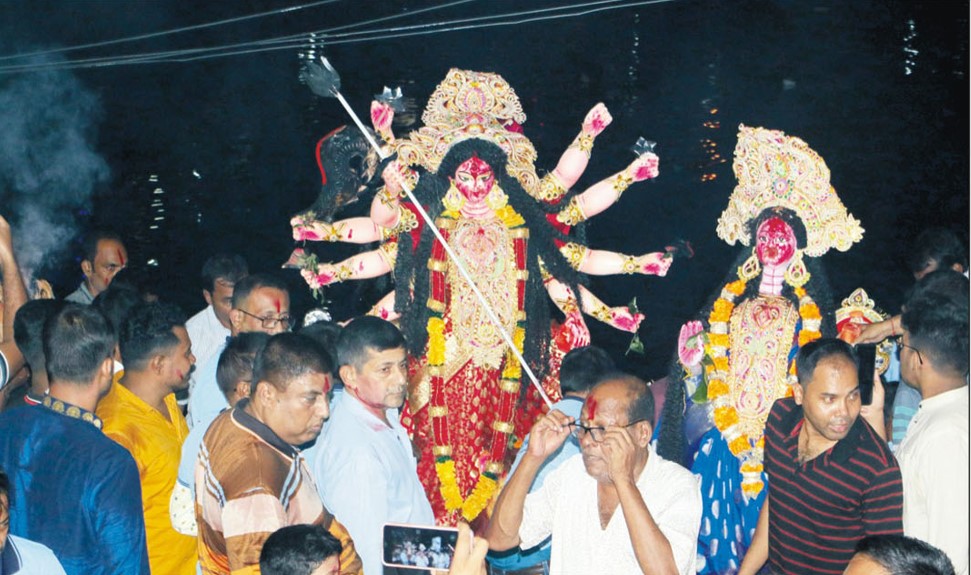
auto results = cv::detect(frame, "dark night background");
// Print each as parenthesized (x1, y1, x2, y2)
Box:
(0, 0, 967, 379)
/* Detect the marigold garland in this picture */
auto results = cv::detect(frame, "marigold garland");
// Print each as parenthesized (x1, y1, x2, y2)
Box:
(702, 272, 822, 498)
(426, 202, 529, 522)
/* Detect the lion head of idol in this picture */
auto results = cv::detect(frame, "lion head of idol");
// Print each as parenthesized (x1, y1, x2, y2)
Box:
(391, 69, 545, 199)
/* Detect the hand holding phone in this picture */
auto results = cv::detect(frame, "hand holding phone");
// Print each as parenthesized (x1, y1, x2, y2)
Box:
(855, 343, 877, 406)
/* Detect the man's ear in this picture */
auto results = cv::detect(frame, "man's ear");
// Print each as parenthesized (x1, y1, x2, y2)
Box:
(636, 421, 653, 448)
(338, 365, 356, 390)
(791, 382, 805, 406)
(203, 290, 213, 307)
(229, 309, 243, 331)
(236, 381, 251, 399)
(149, 353, 166, 375)
(254, 380, 275, 404)
(81, 259, 93, 278)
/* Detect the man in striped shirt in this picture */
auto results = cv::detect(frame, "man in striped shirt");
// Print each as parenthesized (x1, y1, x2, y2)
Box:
(739, 338, 903, 575)
(195, 333, 362, 575)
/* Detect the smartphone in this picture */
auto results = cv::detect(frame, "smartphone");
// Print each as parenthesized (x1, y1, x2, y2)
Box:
(856, 343, 877, 406)
(383, 523, 459, 571)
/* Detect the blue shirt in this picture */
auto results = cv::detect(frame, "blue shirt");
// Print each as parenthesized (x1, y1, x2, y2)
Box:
(186, 341, 229, 430)
(309, 392, 435, 575)
(488, 395, 585, 571)
(0, 400, 149, 575)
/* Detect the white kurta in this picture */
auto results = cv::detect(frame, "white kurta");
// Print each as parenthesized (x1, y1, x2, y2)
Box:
(896, 385, 969, 575)
(520, 447, 701, 575)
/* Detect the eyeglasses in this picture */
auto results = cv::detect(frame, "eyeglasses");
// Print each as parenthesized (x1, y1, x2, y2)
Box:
(570, 419, 648, 443)
(895, 338, 923, 365)
(237, 309, 293, 330)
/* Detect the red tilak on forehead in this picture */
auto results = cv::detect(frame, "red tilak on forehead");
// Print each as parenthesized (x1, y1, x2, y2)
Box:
(274, 299, 281, 314)
(459, 155, 493, 178)
(116, 248, 126, 266)
(585, 396, 598, 420)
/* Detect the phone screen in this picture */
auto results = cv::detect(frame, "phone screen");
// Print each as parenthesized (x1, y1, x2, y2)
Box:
(856, 343, 877, 406)
(383, 523, 459, 571)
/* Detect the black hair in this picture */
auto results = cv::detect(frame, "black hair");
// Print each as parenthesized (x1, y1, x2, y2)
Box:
(92, 279, 143, 337)
(795, 338, 857, 386)
(119, 302, 188, 371)
(299, 320, 343, 379)
(43, 304, 116, 384)
(908, 227, 968, 276)
(855, 534, 955, 575)
(231, 273, 289, 309)
(905, 269, 970, 308)
(81, 229, 124, 263)
(216, 332, 270, 400)
(259, 524, 342, 575)
(592, 372, 655, 427)
(252, 333, 332, 393)
(201, 253, 249, 293)
(559, 345, 615, 395)
(901, 275, 970, 377)
(336, 316, 405, 369)
(0, 468, 9, 500)
(14, 299, 65, 368)
(393, 138, 583, 382)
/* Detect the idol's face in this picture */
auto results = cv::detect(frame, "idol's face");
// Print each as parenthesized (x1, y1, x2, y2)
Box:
(452, 156, 495, 203)
(755, 216, 797, 267)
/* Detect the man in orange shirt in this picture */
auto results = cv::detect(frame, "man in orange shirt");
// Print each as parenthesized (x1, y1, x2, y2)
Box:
(97, 301, 197, 574)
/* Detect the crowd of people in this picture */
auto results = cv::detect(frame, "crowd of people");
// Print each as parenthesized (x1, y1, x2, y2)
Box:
(0, 206, 965, 575)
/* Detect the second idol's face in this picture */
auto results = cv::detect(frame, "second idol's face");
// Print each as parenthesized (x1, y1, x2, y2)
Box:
(755, 217, 797, 267)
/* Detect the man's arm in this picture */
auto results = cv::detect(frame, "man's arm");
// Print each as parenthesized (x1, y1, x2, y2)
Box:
(325, 515, 365, 575)
(862, 465, 904, 536)
(485, 410, 573, 551)
(94, 453, 151, 575)
(317, 450, 389, 575)
(600, 428, 680, 575)
(0, 214, 27, 378)
(737, 498, 769, 575)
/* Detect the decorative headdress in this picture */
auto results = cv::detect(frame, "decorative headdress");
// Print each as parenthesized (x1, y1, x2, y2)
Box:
(835, 287, 894, 375)
(391, 69, 543, 198)
(717, 124, 864, 257)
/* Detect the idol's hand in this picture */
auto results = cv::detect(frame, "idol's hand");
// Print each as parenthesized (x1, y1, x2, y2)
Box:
(625, 152, 660, 182)
(678, 320, 705, 368)
(526, 410, 574, 460)
(582, 103, 612, 136)
(635, 252, 673, 276)
(563, 310, 591, 347)
(607, 307, 644, 333)
(370, 100, 394, 136)
(381, 160, 408, 195)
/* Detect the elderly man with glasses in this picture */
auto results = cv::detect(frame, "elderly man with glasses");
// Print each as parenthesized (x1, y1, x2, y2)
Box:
(187, 273, 292, 431)
(486, 373, 702, 575)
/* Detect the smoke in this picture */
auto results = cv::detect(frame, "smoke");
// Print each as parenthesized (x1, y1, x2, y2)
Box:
(0, 55, 110, 287)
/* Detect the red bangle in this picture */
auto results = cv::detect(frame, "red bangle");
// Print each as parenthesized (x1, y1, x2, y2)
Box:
(890, 318, 896, 337)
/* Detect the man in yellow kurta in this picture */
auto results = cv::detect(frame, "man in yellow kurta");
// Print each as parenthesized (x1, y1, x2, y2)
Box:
(97, 301, 197, 575)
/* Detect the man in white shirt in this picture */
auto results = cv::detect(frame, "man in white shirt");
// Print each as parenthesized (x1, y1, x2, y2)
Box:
(185, 254, 247, 402)
(311, 316, 434, 575)
(186, 273, 292, 430)
(895, 270, 969, 575)
(487, 373, 702, 575)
